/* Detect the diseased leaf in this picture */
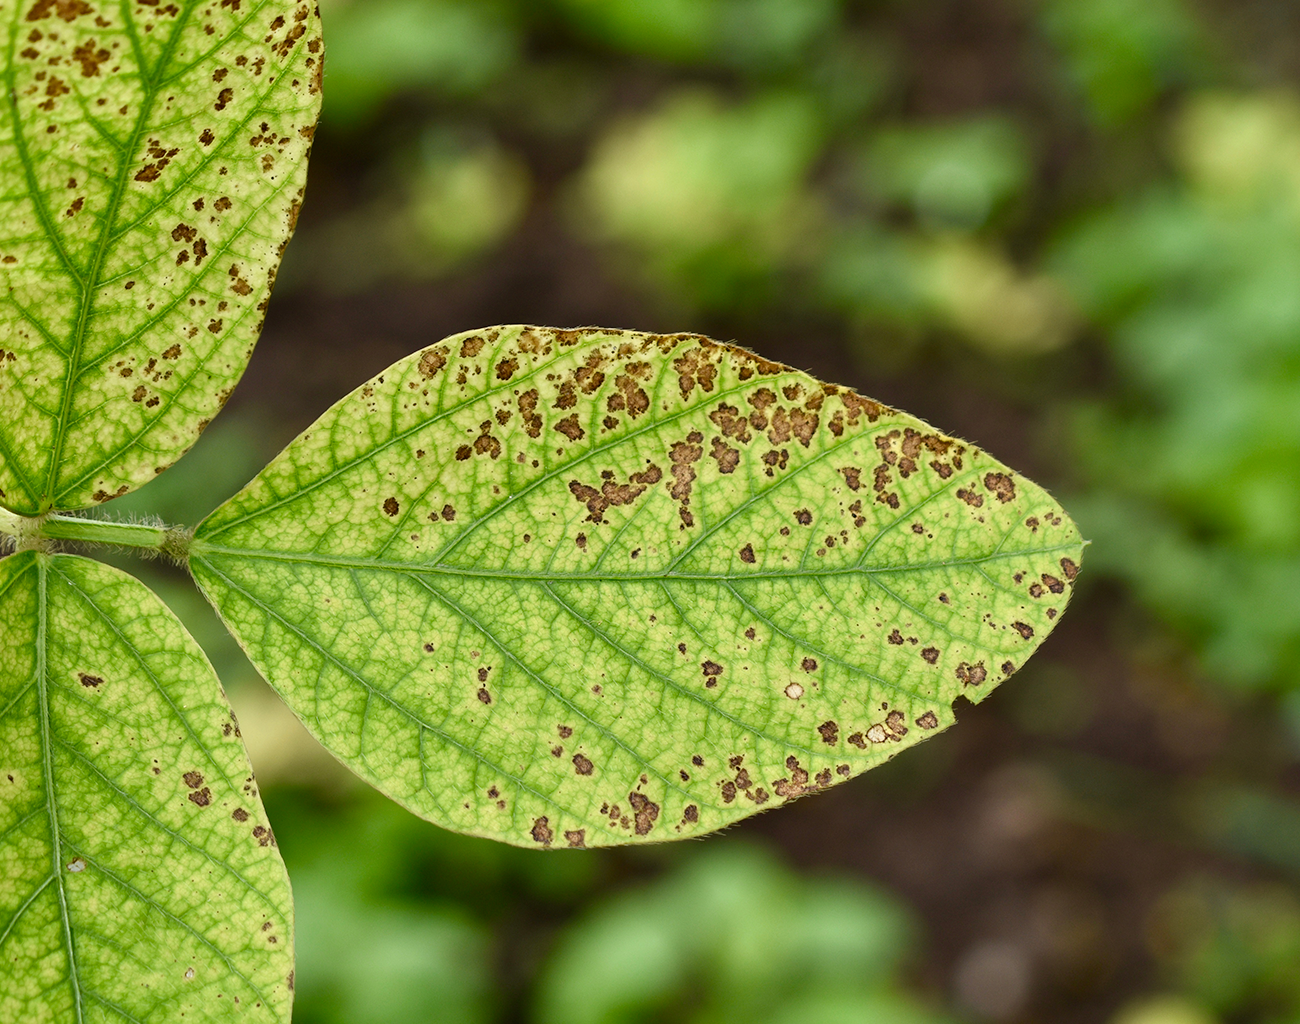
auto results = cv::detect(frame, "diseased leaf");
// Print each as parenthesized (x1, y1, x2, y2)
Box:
(0, 551, 293, 1022)
(0, 0, 321, 514)
(191, 326, 1083, 849)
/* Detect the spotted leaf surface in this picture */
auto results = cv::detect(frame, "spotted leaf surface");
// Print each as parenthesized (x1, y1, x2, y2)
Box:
(0, 0, 321, 514)
(0, 552, 293, 1022)
(191, 326, 1083, 849)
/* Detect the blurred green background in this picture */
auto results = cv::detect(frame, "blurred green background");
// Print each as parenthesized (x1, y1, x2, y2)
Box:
(107, 0, 1300, 1021)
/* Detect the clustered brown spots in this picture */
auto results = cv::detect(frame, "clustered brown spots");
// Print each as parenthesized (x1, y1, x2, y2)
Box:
(674, 347, 718, 400)
(608, 363, 651, 418)
(26, 0, 92, 24)
(418, 346, 447, 379)
(710, 435, 739, 473)
(569, 464, 662, 524)
(956, 661, 987, 687)
(984, 472, 1016, 503)
(629, 792, 660, 835)
(773, 755, 834, 800)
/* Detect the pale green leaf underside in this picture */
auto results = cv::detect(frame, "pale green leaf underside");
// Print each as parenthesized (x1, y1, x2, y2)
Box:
(0, 552, 293, 1022)
(191, 326, 1083, 849)
(0, 0, 321, 514)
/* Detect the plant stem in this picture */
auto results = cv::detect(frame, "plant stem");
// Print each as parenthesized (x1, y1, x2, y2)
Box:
(0, 511, 190, 560)
(40, 514, 171, 550)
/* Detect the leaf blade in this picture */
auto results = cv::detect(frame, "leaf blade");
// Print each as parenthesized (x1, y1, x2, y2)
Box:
(0, 0, 321, 514)
(0, 551, 293, 1022)
(193, 326, 1083, 848)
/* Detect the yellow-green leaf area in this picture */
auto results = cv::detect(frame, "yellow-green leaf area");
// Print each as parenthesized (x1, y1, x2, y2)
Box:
(191, 326, 1083, 849)
(0, 551, 293, 1023)
(0, 0, 321, 514)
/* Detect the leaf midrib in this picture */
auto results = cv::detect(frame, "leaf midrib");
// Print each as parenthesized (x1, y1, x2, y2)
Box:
(32, 3, 196, 510)
(34, 556, 85, 1021)
(190, 539, 1079, 581)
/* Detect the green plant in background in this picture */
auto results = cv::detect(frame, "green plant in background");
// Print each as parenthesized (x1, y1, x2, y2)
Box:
(1054, 90, 1300, 694)
(0, 3, 1084, 1023)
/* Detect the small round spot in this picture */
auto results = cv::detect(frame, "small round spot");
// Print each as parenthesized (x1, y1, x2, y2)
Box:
(784, 682, 804, 699)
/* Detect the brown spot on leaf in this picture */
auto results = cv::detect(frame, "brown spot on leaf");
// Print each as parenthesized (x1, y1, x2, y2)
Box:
(565, 830, 586, 848)
(77, 672, 102, 688)
(231, 808, 249, 822)
(188, 788, 212, 807)
(801, 657, 817, 673)
(418, 347, 446, 379)
(572, 754, 593, 775)
(674, 347, 718, 399)
(916, 711, 939, 730)
(984, 472, 1016, 503)
(885, 710, 908, 737)
(710, 402, 751, 443)
(683, 805, 699, 823)
(629, 792, 659, 835)
(1012, 622, 1034, 639)
(26, 0, 94, 22)
(1060, 558, 1080, 582)
(495, 357, 518, 380)
(530, 817, 553, 845)
(518, 389, 542, 437)
(383, 497, 399, 517)
(554, 414, 584, 441)
(957, 487, 984, 508)
(1042, 574, 1065, 594)
(818, 720, 839, 744)
(710, 435, 739, 473)
(183, 771, 204, 788)
(956, 661, 987, 687)
(739, 543, 756, 564)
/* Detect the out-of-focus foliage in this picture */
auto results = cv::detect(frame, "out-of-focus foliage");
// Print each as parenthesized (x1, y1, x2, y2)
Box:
(537, 844, 950, 1024)
(1056, 91, 1300, 691)
(1143, 879, 1300, 1024)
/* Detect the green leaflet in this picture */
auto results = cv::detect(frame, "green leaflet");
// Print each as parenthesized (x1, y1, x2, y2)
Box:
(191, 326, 1083, 849)
(0, 552, 293, 1022)
(0, 0, 321, 515)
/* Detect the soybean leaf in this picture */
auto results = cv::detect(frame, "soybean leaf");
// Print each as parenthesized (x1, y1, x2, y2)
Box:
(0, 551, 293, 1022)
(0, 0, 321, 515)
(190, 326, 1083, 849)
